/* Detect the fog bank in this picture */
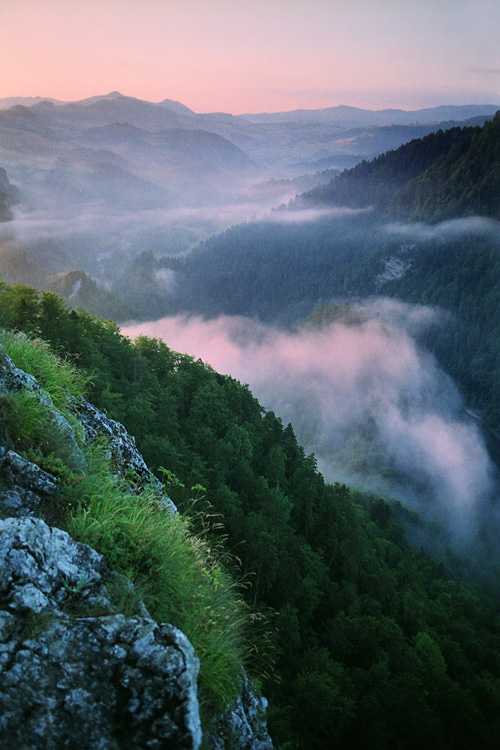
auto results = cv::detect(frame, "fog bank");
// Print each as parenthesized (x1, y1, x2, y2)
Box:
(124, 299, 497, 542)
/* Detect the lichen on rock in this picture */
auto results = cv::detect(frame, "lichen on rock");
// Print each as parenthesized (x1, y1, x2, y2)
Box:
(208, 671, 273, 750)
(0, 516, 202, 750)
(0, 447, 58, 517)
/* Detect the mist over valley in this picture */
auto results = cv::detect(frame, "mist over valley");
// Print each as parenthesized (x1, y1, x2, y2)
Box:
(3, 85, 500, 749)
(3, 96, 500, 552)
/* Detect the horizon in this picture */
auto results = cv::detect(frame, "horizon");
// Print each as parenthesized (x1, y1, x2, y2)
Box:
(1, 0, 499, 115)
(1, 90, 499, 118)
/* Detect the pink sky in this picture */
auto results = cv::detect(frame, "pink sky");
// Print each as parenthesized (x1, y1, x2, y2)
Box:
(1, 0, 499, 113)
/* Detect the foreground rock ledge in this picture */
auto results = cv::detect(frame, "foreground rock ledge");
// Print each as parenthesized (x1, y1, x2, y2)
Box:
(0, 343, 273, 750)
(0, 517, 202, 750)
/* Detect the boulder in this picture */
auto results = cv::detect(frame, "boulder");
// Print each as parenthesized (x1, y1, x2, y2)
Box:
(0, 516, 201, 750)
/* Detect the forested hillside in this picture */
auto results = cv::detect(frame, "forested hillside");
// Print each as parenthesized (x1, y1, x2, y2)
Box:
(160, 217, 500, 430)
(118, 116, 500, 439)
(3, 281, 500, 749)
(0, 165, 21, 221)
(300, 112, 500, 220)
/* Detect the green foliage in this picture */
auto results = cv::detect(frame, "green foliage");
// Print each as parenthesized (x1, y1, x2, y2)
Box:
(66, 444, 249, 715)
(22, 448, 79, 487)
(3, 282, 500, 747)
(0, 389, 55, 454)
(0, 328, 86, 410)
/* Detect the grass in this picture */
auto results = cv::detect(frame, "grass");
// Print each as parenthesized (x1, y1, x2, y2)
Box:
(0, 388, 85, 473)
(0, 389, 51, 450)
(0, 329, 86, 410)
(66, 444, 249, 715)
(0, 329, 252, 720)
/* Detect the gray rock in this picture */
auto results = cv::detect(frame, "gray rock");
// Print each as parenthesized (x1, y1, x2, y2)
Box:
(0, 516, 108, 613)
(0, 447, 58, 496)
(75, 397, 177, 511)
(0, 616, 201, 750)
(208, 671, 273, 750)
(0, 447, 58, 516)
(0, 517, 202, 749)
(0, 487, 42, 516)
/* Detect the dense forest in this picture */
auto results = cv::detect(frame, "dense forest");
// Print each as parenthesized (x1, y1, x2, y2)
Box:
(299, 111, 500, 220)
(109, 116, 500, 443)
(3, 281, 500, 748)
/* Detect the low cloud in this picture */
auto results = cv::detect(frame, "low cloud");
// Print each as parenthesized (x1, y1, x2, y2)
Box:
(383, 216, 500, 242)
(123, 299, 496, 543)
(154, 268, 177, 295)
(269, 206, 370, 224)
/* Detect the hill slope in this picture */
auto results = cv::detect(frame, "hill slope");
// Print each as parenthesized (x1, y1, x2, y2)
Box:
(300, 112, 500, 220)
(3, 283, 500, 748)
(0, 329, 272, 750)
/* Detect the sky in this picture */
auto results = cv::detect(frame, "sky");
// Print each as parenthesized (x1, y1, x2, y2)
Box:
(1, 0, 499, 113)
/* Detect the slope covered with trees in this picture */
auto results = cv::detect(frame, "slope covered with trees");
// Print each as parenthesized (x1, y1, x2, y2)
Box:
(3, 281, 500, 748)
(300, 112, 500, 220)
(0, 165, 21, 221)
(119, 115, 500, 438)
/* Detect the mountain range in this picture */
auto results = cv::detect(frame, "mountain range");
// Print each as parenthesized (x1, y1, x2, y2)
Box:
(1, 92, 498, 178)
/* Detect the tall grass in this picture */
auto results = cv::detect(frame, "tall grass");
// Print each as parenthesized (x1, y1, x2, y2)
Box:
(67, 445, 249, 715)
(0, 329, 86, 410)
(0, 389, 78, 461)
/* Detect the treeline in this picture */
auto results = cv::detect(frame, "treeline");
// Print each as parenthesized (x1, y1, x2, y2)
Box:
(299, 112, 500, 220)
(3, 280, 500, 748)
(137, 214, 500, 431)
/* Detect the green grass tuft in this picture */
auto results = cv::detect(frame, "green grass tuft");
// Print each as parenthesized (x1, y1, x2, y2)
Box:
(66, 444, 250, 715)
(0, 389, 53, 452)
(0, 329, 86, 410)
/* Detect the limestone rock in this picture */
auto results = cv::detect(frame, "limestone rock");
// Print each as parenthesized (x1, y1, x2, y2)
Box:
(209, 671, 273, 750)
(0, 447, 58, 516)
(0, 516, 202, 749)
(75, 397, 176, 511)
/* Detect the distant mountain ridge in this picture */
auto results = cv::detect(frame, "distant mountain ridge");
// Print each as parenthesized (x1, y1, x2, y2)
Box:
(1, 92, 498, 123)
(238, 103, 500, 126)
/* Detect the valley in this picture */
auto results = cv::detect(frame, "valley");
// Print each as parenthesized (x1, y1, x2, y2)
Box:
(2, 92, 500, 749)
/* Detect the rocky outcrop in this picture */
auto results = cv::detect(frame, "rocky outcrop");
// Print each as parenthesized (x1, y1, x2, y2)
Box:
(0, 516, 201, 749)
(74, 397, 177, 511)
(209, 672, 273, 750)
(0, 447, 58, 517)
(0, 341, 273, 749)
